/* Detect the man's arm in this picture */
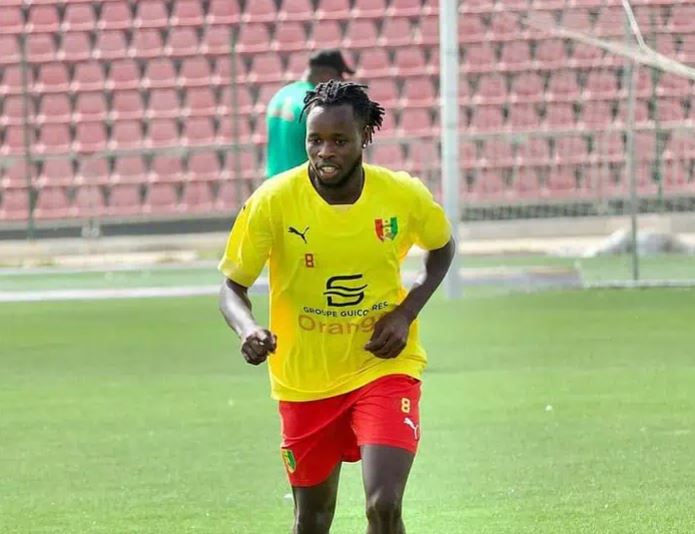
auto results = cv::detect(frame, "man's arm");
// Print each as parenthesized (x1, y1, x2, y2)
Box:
(219, 278, 276, 366)
(365, 237, 456, 359)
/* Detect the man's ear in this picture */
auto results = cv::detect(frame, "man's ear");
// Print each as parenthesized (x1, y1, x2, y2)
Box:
(361, 126, 369, 148)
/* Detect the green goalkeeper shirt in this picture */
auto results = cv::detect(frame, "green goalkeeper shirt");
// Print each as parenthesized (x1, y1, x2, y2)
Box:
(264, 80, 315, 179)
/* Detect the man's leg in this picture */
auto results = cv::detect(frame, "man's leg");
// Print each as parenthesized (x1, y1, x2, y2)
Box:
(292, 463, 342, 534)
(361, 445, 414, 534)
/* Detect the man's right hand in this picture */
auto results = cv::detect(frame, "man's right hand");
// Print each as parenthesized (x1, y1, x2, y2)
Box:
(240, 328, 277, 366)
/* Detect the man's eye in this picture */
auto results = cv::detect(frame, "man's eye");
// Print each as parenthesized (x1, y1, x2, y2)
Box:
(335, 139, 346, 146)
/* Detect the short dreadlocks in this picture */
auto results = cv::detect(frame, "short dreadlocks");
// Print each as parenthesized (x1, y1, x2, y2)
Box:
(301, 80, 385, 145)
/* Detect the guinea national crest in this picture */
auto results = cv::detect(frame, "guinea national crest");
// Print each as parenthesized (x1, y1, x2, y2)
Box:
(281, 448, 296, 473)
(375, 217, 398, 241)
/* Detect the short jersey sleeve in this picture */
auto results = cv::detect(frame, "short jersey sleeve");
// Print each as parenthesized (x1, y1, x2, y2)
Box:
(218, 191, 273, 287)
(406, 175, 452, 251)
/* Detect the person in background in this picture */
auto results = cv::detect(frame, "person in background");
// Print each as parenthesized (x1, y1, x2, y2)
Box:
(264, 49, 355, 179)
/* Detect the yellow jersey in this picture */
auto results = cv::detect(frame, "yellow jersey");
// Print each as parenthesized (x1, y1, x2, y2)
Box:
(219, 163, 451, 401)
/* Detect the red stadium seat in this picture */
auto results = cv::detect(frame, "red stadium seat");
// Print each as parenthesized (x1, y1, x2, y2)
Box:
(400, 77, 437, 108)
(309, 21, 343, 49)
(469, 106, 504, 132)
(143, 182, 179, 213)
(107, 59, 141, 91)
(215, 180, 239, 212)
(398, 109, 435, 137)
(36, 94, 70, 125)
(594, 7, 624, 37)
(73, 185, 106, 217)
(183, 118, 215, 146)
(134, 1, 169, 29)
(242, 0, 277, 23)
(110, 121, 144, 150)
(343, 19, 378, 49)
(351, 0, 386, 18)
(655, 98, 686, 123)
(26, 5, 60, 32)
(367, 79, 399, 108)
(149, 155, 185, 183)
(584, 70, 619, 100)
(34, 187, 71, 219)
(211, 56, 247, 85)
(580, 101, 614, 128)
(535, 39, 566, 70)
(187, 151, 221, 182)
(36, 124, 71, 155)
(357, 49, 391, 78)
(379, 18, 413, 48)
(207, 0, 242, 24)
(131, 29, 164, 58)
(560, 9, 591, 32)
(368, 144, 404, 168)
(570, 43, 604, 68)
(554, 135, 588, 164)
(544, 103, 576, 129)
(678, 35, 695, 64)
(61, 32, 91, 62)
(111, 90, 145, 121)
(217, 86, 255, 116)
(546, 71, 580, 102)
(593, 131, 625, 164)
(387, 0, 421, 17)
(273, 22, 307, 51)
(106, 184, 142, 216)
(37, 159, 74, 186)
(147, 119, 179, 147)
(165, 28, 199, 57)
(181, 181, 214, 212)
(247, 53, 285, 84)
(143, 58, 176, 89)
(615, 99, 651, 127)
(73, 92, 108, 122)
(519, 138, 551, 166)
(112, 156, 147, 184)
(656, 73, 691, 98)
(1, 126, 30, 156)
(75, 157, 110, 186)
(416, 15, 439, 47)
(72, 61, 105, 92)
(62, 4, 96, 32)
(278, 0, 314, 21)
(406, 142, 440, 174)
(1, 161, 32, 188)
(179, 57, 213, 87)
(0, 7, 23, 34)
(474, 74, 507, 105)
(668, 5, 695, 33)
(464, 43, 496, 73)
(0, 96, 26, 127)
(316, 0, 351, 20)
(0, 36, 21, 66)
(26, 34, 56, 63)
(545, 167, 577, 197)
(393, 47, 427, 77)
(236, 24, 271, 55)
(458, 13, 487, 43)
(508, 104, 539, 130)
(98, 1, 131, 30)
(0, 187, 30, 220)
(171, 0, 204, 26)
(499, 42, 532, 71)
(285, 51, 311, 80)
(74, 123, 108, 154)
(200, 25, 232, 55)
(183, 87, 217, 117)
(490, 12, 521, 40)
(481, 139, 515, 168)
(94, 31, 128, 60)
(510, 72, 544, 103)
(254, 83, 283, 114)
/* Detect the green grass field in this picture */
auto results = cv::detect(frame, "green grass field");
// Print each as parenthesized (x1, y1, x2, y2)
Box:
(2, 289, 694, 533)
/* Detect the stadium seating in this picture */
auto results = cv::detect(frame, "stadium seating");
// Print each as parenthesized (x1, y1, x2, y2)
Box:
(2, 0, 693, 223)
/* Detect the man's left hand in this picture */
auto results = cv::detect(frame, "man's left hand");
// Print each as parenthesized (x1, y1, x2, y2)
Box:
(364, 308, 414, 359)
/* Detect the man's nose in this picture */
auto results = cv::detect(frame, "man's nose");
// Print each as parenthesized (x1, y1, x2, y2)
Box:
(318, 142, 335, 159)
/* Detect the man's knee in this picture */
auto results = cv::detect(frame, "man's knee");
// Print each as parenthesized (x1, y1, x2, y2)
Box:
(294, 508, 334, 534)
(365, 490, 403, 524)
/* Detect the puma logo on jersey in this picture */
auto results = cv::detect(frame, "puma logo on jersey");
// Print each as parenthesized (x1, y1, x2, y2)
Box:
(404, 417, 420, 441)
(288, 226, 309, 244)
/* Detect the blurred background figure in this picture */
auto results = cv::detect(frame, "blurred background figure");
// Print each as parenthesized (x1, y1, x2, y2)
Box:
(264, 49, 355, 179)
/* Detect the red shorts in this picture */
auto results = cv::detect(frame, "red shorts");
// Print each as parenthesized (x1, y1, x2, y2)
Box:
(278, 374, 421, 487)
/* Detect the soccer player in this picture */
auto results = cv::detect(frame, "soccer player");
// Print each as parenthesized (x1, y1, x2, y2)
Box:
(219, 81, 455, 534)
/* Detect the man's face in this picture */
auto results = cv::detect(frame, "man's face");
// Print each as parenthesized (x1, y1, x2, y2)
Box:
(306, 104, 365, 188)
